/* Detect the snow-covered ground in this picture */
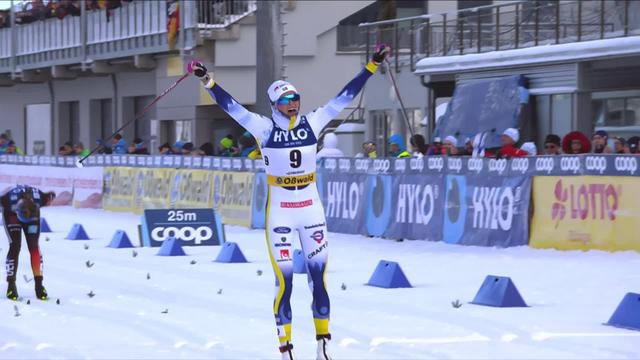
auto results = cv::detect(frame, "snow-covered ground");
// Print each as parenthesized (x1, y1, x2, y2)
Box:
(1, 206, 639, 359)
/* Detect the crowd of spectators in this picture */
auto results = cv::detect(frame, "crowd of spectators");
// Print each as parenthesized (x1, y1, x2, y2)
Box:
(0, 0, 130, 28)
(353, 129, 640, 159)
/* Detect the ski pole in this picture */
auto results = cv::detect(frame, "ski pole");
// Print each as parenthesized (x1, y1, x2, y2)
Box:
(77, 72, 190, 167)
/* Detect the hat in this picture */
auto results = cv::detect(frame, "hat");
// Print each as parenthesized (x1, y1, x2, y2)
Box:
(267, 80, 298, 103)
(593, 130, 608, 139)
(219, 137, 233, 149)
(444, 135, 458, 147)
(521, 142, 537, 155)
(433, 137, 442, 143)
(613, 136, 626, 144)
(182, 142, 194, 151)
(174, 141, 185, 150)
(502, 128, 520, 143)
(544, 134, 561, 146)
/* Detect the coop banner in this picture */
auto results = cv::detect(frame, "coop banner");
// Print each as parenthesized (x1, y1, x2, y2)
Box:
(103, 167, 138, 212)
(530, 176, 640, 251)
(212, 171, 254, 227)
(443, 173, 531, 247)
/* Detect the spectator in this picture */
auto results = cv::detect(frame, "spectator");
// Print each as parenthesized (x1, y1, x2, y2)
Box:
(442, 135, 459, 156)
(181, 142, 195, 155)
(218, 134, 237, 157)
(158, 142, 173, 155)
(521, 142, 537, 156)
(591, 130, 613, 154)
(613, 136, 629, 154)
(6, 141, 24, 155)
(388, 134, 410, 158)
(192, 142, 214, 156)
(95, 139, 112, 154)
(127, 138, 149, 155)
(409, 134, 428, 157)
(427, 137, 443, 156)
(495, 128, 527, 158)
(105, 133, 127, 154)
(73, 142, 90, 157)
(237, 132, 258, 157)
(58, 142, 74, 156)
(627, 136, 640, 154)
(458, 137, 473, 156)
(543, 134, 562, 155)
(0, 133, 9, 154)
(248, 146, 262, 160)
(356, 141, 377, 158)
(317, 133, 344, 160)
(562, 131, 591, 154)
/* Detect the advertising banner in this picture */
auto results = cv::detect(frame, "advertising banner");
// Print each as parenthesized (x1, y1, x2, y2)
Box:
(103, 167, 138, 212)
(173, 169, 214, 209)
(72, 167, 104, 208)
(138, 167, 174, 210)
(212, 171, 254, 227)
(530, 176, 640, 251)
(141, 208, 225, 247)
(383, 157, 444, 241)
(251, 172, 268, 229)
(317, 169, 367, 235)
(0, 164, 73, 205)
(443, 173, 531, 247)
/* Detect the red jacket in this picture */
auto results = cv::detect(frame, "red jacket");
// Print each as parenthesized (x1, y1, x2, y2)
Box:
(495, 144, 528, 158)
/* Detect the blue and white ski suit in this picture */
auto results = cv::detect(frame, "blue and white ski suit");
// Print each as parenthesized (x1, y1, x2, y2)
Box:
(203, 61, 379, 344)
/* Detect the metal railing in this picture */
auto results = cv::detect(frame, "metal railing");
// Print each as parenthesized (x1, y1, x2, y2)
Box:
(0, 0, 257, 75)
(351, 0, 640, 72)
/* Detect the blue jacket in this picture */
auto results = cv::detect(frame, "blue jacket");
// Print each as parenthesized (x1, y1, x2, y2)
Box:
(113, 139, 127, 154)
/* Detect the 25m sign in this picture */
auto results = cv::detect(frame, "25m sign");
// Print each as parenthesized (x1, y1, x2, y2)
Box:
(141, 208, 224, 247)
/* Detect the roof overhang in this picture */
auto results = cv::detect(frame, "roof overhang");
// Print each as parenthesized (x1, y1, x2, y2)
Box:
(415, 36, 640, 76)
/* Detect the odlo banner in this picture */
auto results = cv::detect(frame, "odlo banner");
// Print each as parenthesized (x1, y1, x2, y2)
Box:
(530, 176, 640, 251)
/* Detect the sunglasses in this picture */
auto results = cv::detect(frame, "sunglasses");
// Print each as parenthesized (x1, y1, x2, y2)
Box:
(276, 93, 300, 105)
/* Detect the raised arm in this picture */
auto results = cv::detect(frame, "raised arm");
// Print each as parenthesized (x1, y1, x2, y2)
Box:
(307, 44, 390, 137)
(188, 61, 272, 142)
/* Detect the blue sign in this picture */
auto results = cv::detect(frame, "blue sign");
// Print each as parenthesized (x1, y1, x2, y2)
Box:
(141, 208, 224, 247)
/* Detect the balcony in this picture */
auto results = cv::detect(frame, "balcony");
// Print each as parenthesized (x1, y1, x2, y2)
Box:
(344, 0, 640, 72)
(0, 0, 256, 79)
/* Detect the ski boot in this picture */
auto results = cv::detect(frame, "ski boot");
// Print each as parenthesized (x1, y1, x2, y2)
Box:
(279, 342, 295, 360)
(316, 334, 332, 360)
(34, 276, 48, 300)
(6, 280, 18, 300)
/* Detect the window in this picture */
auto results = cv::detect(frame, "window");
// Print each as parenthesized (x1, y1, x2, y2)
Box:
(592, 97, 640, 127)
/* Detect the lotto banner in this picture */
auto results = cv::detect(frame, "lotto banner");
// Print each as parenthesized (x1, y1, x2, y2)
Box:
(138, 167, 174, 211)
(212, 171, 254, 227)
(173, 169, 214, 209)
(72, 167, 103, 208)
(103, 167, 138, 212)
(530, 176, 640, 251)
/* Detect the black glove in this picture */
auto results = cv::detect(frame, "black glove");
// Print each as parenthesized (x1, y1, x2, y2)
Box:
(372, 44, 391, 64)
(187, 60, 208, 79)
